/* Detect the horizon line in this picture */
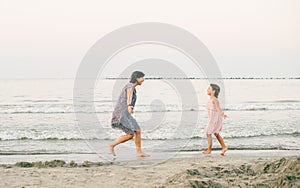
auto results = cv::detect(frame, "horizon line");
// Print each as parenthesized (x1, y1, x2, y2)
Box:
(0, 77, 299, 80)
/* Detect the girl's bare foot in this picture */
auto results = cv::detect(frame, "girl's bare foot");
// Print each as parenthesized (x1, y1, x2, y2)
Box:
(108, 144, 116, 156)
(202, 150, 211, 154)
(220, 147, 228, 156)
(136, 152, 150, 157)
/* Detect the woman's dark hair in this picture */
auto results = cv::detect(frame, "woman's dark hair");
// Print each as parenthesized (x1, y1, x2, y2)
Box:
(130, 71, 145, 83)
(210, 83, 220, 98)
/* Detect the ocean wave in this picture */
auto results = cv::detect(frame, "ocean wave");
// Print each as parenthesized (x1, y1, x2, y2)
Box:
(22, 100, 62, 103)
(0, 101, 299, 114)
(0, 151, 94, 155)
(190, 132, 300, 140)
(142, 132, 300, 140)
(0, 132, 298, 141)
(245, 100, 300, 103)
(0, 137, 87, 141)
(1, 106, 300, 114)
(178, 146, 298, 152)
(227, 132, 300, 139)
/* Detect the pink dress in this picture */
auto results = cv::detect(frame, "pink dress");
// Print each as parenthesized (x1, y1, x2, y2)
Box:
(204, 99, 223, 134)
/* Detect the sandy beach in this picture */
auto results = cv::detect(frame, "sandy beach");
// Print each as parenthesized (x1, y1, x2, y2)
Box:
(1, 0, 299, 186)
(0, 151, 299, 188)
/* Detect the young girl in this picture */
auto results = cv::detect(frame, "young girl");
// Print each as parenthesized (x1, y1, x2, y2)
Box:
(203, 84, 228, 156)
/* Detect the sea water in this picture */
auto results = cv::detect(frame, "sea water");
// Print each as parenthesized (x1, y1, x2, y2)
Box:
(0, 79, 299, 160)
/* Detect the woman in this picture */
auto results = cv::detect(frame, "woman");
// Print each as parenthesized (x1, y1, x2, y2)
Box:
(109, 71, 150, 158)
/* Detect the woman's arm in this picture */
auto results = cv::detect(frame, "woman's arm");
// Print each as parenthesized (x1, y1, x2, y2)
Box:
(213, 98, 227, 119)
(126, 87, 134, 114)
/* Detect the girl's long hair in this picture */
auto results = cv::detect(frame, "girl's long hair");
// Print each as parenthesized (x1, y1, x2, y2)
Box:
(210, 83, 220, 98)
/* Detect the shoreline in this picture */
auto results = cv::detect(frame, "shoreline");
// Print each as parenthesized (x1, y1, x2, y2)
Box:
(0, 149, 299, 165)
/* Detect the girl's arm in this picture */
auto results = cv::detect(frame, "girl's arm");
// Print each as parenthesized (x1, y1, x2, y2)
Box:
(213, 98, 228, 119)
(126, 87, 134, 114)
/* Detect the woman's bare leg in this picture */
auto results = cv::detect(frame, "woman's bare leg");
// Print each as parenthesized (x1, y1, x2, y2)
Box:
(215, 133, 227, 156)
(109, 134, 133, 156)
(134, 128, 150, 157)
(203, 134, 212, 154)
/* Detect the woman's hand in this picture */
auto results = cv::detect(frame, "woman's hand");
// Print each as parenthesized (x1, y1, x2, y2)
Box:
(128, 106, 134, 114)
(126, 87, 134, 114)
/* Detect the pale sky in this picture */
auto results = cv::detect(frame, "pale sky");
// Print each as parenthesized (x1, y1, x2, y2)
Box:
(0, 0, 299, 78)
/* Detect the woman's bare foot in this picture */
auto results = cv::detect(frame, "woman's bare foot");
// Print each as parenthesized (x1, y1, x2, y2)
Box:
(108, 144, 116, 156)
(220, 147, 228, 156)
(136, 152, 150, 157)
(202, 150, 211, 154)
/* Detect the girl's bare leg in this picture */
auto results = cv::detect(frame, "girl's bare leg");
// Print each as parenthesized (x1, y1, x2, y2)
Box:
(203, 134, 212, 154)
(215, 133, 227, 156)
(109, 134, 134, 156)
(134, 128, 150, 157)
